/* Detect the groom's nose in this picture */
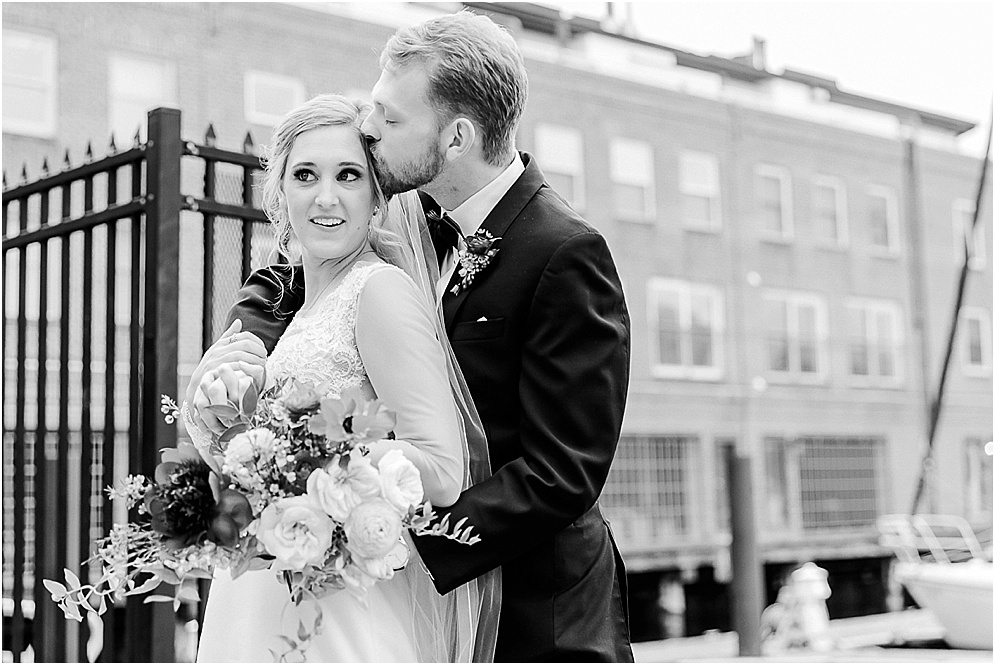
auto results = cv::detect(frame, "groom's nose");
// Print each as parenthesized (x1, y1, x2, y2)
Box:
(360, 114, 380, 142)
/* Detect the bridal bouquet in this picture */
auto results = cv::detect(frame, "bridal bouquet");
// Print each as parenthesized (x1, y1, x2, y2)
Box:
(46, 381, 478, 661)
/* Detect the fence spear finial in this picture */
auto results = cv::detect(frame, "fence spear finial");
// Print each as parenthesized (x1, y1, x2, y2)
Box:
(243, 131, 255, 154)
(85, 141, 94, 162)
(41, 157, 50, 176)
(205, 124, 217, 147)
(133, 127, 142, 147)
(109, 133, 117, 153)
(20, 164, 29, 184)
(63, 149, 72, 169)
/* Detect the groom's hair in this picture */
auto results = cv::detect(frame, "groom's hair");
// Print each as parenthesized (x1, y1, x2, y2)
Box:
(381, 10, 528, 167)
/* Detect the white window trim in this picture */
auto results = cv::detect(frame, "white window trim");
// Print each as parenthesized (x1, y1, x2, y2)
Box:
(680, 150, 722, 232)
(953, 198, 986, 271)
(610, 138, 656, 223)
(535, 123, 585, 211)
(959, 306, 992, 377)
(845, 297, 905, 387)
(762, 289, 829, 384)
(647, 277, 725, 381)
(866, 185, 901, 256)
(244, 70, 306, 127)
(2, 29, 58, 138)
(756, 164, 794, 242)
(812, 175, 849, 248)
(108, 53, 178, 142)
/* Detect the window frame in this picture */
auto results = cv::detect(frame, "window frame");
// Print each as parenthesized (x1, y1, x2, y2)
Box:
(952, 198, 986, 271)
(243, 70, 306, 127)
(866, 184, 901, 256)
(679, 150, 722, 232)
(845, 297, 905, 387)
(647, 277, 725, 381)
(959, 307, 992, 377)
(534, 123, 585, 211)
(811, 175, 849, 247)
(2, 29, 58, 139)
(108, 53, 178, 143)
(756, 164, 794, 242)
(609, 137, 656, 223)
(761, 289, 829, 383)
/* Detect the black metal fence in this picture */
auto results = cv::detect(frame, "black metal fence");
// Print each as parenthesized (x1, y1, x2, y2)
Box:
(2, 107, 269, 662)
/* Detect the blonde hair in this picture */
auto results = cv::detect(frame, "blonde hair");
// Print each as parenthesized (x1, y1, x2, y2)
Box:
(380, 11, 528, 166)
(259, 94, 401, 264)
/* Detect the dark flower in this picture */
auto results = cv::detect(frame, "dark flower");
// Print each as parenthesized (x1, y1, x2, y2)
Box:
(465, 232, 499, 255)
(145, 459, 253, 548)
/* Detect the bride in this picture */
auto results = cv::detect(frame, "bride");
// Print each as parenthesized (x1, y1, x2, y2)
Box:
(182, 94, 498, 662)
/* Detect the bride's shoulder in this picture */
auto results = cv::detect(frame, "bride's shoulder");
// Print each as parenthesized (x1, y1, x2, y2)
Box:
(355, 262, 429, 315)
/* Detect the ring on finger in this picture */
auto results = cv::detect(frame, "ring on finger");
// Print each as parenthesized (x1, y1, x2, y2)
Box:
(227, 334, 238, 345)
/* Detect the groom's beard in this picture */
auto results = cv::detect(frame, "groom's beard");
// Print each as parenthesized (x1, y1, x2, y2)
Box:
(371, 139, 445, 198)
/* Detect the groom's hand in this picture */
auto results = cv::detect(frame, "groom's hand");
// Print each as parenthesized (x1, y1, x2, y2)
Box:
(186, 320, 268, 434)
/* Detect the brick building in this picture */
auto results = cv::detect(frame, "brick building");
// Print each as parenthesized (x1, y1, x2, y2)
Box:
(4, 1, 992, 645)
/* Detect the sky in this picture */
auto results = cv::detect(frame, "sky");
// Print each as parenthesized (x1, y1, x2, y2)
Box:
(553, 1, 993, 155)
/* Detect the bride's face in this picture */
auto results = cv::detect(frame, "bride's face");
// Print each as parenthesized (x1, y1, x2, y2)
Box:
(283, 125, 375, 263)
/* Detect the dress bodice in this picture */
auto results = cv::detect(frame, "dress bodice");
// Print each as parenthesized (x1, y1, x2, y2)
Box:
(266, 261, 399, 396)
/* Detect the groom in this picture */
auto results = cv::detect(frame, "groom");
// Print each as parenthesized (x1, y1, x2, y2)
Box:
(199, 11, 632, 662)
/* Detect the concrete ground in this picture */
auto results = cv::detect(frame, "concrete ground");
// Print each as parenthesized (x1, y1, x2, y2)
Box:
(632, 610, 994, 663)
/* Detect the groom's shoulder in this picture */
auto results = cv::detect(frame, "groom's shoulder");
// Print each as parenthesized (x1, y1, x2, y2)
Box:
(525, 182, 603, 247)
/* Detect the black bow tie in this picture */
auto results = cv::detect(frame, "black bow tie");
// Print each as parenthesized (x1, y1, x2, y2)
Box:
(426, 210, 462, 269)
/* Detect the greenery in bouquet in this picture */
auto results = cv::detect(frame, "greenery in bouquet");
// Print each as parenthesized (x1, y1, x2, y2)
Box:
(46, 380, 479, 662)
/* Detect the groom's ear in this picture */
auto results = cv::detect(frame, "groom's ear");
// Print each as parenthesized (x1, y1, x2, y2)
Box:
(441, 117, 477, 162)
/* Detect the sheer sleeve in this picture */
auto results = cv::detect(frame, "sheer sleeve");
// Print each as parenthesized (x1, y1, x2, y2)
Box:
(355, 267, 464, 507)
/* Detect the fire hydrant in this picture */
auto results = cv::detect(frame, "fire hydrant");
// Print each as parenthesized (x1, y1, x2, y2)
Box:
(761, 562, 834, 652)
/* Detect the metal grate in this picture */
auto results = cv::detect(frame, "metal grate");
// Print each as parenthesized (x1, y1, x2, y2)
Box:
(797, 436, 882, 529)
(601, 435, 694, 548)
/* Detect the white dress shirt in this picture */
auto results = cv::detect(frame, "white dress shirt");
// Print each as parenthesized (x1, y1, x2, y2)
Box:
(436, 153, 525, 300)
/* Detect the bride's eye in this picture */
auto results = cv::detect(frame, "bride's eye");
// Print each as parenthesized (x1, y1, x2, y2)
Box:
(338, 168, 362, 183)
(291, 168, 316, 183)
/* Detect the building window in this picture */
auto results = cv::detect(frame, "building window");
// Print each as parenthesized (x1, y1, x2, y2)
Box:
(762, 291, 827, 381)
(647, 278, 724, 380)
(535, 124, 584, 210)
(846, 299, 903, 384)
(679, 150, 721, 231)
(959, 307, 991, 376)
(108, 55, 177, 142)
(764, 436, 883, 531)
(244, 71, 306, 127)
(2, 29, 57, 138)
(866, 185, 900, 254)
(757, 165, 793, 240)
(811, 176, 848, 246)
(600, 435, 695, 548)
(610, 138, 655, 222)
(953, 199, 986, 270)
(964, 438, 993, 522)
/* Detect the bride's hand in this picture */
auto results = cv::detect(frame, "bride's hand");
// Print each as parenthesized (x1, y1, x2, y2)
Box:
(186, 320, 267, 434)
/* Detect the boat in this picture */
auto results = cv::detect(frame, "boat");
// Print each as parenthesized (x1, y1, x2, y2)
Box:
(878, 513, 993, 650)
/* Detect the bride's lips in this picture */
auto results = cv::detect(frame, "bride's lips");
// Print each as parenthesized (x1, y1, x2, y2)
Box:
(310, 216, 346, 228)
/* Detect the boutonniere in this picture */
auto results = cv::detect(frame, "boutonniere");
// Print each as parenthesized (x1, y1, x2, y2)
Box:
(451, 230, 501, 295)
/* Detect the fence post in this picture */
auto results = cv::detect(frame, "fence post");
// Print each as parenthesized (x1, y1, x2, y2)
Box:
(128, 106, 181, 662)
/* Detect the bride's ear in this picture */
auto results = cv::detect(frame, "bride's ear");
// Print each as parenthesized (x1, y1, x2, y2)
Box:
(442, 118, 476, 162)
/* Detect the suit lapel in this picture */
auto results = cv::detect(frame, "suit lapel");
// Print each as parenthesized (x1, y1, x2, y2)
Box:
(442, 152, 546, 332)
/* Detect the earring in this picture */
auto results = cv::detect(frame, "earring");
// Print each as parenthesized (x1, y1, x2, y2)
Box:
(372, 204, 381, 217)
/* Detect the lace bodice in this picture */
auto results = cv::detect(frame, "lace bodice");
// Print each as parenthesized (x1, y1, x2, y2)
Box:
(266, 261, 400, 395)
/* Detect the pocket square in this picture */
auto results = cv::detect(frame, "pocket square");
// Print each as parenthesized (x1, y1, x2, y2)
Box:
(476, 316, 488, 322)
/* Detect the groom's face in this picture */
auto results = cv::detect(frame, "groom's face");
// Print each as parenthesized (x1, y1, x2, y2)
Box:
(363, 65, 446, 197)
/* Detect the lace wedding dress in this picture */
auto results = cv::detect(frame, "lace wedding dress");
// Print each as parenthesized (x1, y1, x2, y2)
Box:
(194, 260, 466, 662)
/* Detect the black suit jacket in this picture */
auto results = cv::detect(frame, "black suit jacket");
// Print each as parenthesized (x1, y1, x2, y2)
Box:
(225, 153, 633, 662)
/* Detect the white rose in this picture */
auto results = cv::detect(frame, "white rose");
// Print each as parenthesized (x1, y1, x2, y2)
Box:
(377, 449, 424, 515)
(306, 464, 361, 523)
(224, 428, 276, 465)
(344, 498, 402, 559)
(346, 454, 382, 499)
(255, 496, 333, 570)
